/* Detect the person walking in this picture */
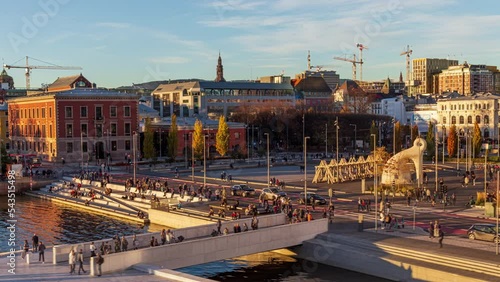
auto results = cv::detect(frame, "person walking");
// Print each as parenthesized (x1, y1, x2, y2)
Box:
(132, 234, 138, 250)
(32, 233, 39, 252)
(22, 240, 29, 260)
(89, 242, 96, 257)
(68, 249, 76, 275)
(438, 229, 444, 248)
(96, 253, 104, 277)
(121, 236, 128, 252)
(216, 219, 222, 235)
(77, 249, 86, 274)
(428, 221, 434, 239)
(38, 242, 46, 263)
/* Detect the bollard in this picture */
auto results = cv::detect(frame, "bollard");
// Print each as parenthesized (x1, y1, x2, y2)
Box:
(358, 214, 364, 232)
(26, 252, 30, 264)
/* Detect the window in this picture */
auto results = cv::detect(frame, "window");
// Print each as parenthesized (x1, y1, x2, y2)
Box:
(81, 124, 88, 136)
(124, 106, 131, 117)
(451, 116, 456, 125)
(66, 142, 73, 153)
(96, 124, 103, 137)
(66, 124, 73, 138)
(96, 106, 103, 120)
(459, 116, 464, 124)
(49, 124, 53, 138)
(110, 106, 117, 117)
(41, 108, 45, 118)
(82, 142, 88, 153)
(111, 123, 117, 136)
(476, 115, 481, 124)
(80, 106, 88, 118)
(484, 115, 489, 124)
(49, 107, 52, 118)
(125, 140, 131, 150)
(111, 141, 117, 151)
(235, 132, 240, 139)
(467, 116, 472, 124)
(65, 107, 73, 118)
(442, 117, 446, 124)
(124, 123, 131, 136)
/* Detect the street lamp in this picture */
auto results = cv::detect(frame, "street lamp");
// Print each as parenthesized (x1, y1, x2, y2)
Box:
(190, 133, 194, 183)
(371, 133, 377, 232)
(349, 124, 357, 152)
(484, 143, 489, 217)
(184, 133, 188, 169)
(203, 135, 208, 188)
(133, 131, 137, 186)
(304, 136, 310, 210)
(442, 125, 446, 165)
(435, 134, 438, 192)
(456, 130, 460, 174)
(264, 133, 270, 187)
(158, 128, 162, 158)
(335, 117, 339, 163)
(392, 118, 396, 155)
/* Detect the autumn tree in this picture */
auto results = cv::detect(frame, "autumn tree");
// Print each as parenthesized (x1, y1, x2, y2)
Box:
(472, 122, 482, 158)
(426, 121, 435, 157)
(216, 116, 230, 157)
(394, 121, 402, 154)
(167, 114, 179, 162)
(448, 125, 458, 157)
(192, 119, 204, 160)
(143, 117, 156, 160)
(411, 125, 419, 144)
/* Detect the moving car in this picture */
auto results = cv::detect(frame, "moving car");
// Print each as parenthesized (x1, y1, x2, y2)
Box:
(230, 184, 255, 197)
(261, 187, 287, 201)
(467, 224, 499, 243)
(298, 192, 327, 205)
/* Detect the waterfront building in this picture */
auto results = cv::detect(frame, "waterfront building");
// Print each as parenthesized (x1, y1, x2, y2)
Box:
(437, 92, 500, 144)
(291, 76, 333, 113)
(411, 58, 458, 95)
(437, 63, 495, 95)
(8, 74, 139, 163)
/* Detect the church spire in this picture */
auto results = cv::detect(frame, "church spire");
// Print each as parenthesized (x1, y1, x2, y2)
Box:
(399, 71, 403, 83)
(215, 51, 226, 82)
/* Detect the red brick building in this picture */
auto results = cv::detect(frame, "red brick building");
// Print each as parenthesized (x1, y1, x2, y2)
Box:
(8, 74, 139, 163)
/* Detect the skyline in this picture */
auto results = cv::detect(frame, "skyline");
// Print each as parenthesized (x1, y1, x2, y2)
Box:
(2, 0, 500, 88)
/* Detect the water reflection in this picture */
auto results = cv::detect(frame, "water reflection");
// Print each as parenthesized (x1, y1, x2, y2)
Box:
(0, 196, 164, 252)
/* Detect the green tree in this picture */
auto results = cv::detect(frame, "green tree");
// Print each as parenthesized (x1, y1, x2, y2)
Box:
(192, 119, 204, 160)
(216, 116, 230, 157)
(369, 121, 378, 150)
(448, 125, 458, 157)
(472, 122, 482, 158)
(143, 118, 156, 160)
(167, 114, 179, 162)
(426, 121, 435, 157)
(0, 144, 10, 175)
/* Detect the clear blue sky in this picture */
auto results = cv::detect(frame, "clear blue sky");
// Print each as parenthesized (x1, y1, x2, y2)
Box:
(2, 0, 499, 88)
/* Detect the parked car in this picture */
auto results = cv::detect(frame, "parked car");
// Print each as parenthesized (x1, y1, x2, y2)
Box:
(261, 187, 287, 201)
(230, 184, 255, 197)
(467, 224, 499, 243)
(298, 192, 327, 205)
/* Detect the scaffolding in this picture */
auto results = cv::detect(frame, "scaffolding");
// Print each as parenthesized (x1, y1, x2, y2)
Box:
(312, 154, 384, 184)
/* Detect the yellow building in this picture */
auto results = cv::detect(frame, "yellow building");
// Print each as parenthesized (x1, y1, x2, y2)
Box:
(411, 58, 458, 95)
(0, 102, 9, 150)
(437, 63, 494, 95)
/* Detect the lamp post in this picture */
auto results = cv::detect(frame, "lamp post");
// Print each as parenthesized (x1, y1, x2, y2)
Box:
(325, 123, 328, 157)
(80, 131, 84, 169)
(392, 118, 396, 155)
(371, 133, 377, 232)
(304, 136, 310, 210)
(190, 133, 194, 183)
(484, 143, 489, 217)
(335, 117, 339, 163)
(203, 135, 208, 188)
(442, 125, 446, 165)
(457, 130, 460, 174)
(496, 170, 499, 255)
(435, 134, 438, 192)
(158, 128, 162, 158)
(184, 133, 188, 169)
(349, 124, 357, 152)
(264, 133, 270, 187)
(133, 131, 137, 186)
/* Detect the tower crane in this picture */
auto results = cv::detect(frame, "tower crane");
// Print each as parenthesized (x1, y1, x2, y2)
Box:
(334, 54, 361, 80)
(356, 43, 368, 81)
(4, 56, 82, 89)
(400, 45, 412, 87)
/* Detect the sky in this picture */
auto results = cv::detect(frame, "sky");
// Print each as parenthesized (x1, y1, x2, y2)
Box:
(2, 0, 500, 88)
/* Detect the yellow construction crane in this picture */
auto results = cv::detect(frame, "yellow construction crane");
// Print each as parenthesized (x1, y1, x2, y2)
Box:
(400, 45, 413, 86)
(4, 56, 82, 89)
(334, 54, 361, 80)
(356, 43, 368, 81)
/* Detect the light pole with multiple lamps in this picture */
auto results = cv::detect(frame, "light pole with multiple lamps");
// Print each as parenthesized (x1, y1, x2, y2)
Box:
(264, 133, 270, 187)
(456, 130, 460, 174)
(484, 143, 489, 217)
(203, 135, 208, 188)
(442, 125, 446, 164)
(371, 133, 377, 232)
(304, 136, 310, 210)
(133, 131, 137, 185)
(349, 124, 357, 152)
(435, 133, 439, 192)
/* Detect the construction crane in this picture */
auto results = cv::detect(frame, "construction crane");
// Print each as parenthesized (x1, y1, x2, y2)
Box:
(334, 54, 361, 80)
(310, 65, 336, 71)
(356, 43, 368, 81)
(400, 45, 413, 87)
(4, 56, 82, 89)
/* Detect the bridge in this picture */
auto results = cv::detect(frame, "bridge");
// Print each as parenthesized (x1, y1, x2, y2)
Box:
(45, 213, 327, 277)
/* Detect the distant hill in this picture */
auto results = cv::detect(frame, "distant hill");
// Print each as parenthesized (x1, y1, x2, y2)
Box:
(117, 79, 204, 90)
